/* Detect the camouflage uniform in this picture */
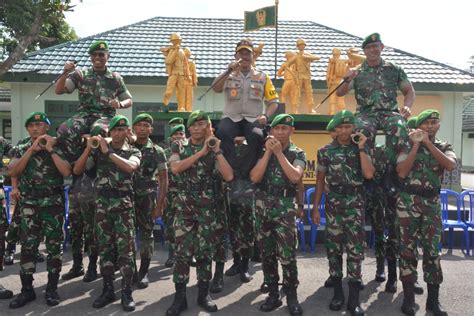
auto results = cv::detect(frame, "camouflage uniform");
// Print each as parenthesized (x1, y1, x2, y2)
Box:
(57, 67, 132, 161)
(0, 137, 13, 263)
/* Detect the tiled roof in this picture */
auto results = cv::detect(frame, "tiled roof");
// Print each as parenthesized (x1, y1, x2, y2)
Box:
(463, 98, 474, 132)
(8, 16, 474, 85)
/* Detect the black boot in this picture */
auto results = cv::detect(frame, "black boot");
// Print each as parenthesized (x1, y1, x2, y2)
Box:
(92, 275, 116, 308)
(260, 283, 282, 312)
(285, 286, 303, 316)
(385, 259, 397, 293)
(4, 243, 15, 266)
(83, 255, 98, 282)
(260, 282, 269, 293)
(9, 273, 36, 309)
(197, 281, 218, 312)
(426, 283, 447, 316)
(0, 285, 13, 299)
(239, 257, 252, 283)
(324, 275, 334, 288)
(375, 256, 386, 282)
(414, 279, 424, 295)
(121, 284, 135, 312)
(401, 282, 415, 316)
(62, 253, 84, 280)
(347, 281, 365, 316)
(166, 283, 187, 316)
(225, 253, 241, 277)
(329, 277, 345, 311)
(210, 262, 224, 293)
(45, 272, 60, 306)
(165, 250, 176, 268)
(137, 258, 151, 289)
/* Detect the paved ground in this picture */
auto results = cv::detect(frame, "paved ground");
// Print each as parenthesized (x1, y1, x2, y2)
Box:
(0, 244, 473, 316)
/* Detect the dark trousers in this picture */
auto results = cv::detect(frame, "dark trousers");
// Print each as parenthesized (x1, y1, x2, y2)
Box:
(216, 118, 264, 179)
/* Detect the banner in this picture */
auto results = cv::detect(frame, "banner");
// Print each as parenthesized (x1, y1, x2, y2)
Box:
(244, 5, 276, 32)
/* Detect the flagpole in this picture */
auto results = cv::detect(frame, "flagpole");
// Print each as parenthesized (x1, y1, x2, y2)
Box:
(274, 0, 279, 79)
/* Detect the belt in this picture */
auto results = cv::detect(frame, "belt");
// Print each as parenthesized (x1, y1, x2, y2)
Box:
(134, 180, 158, 191)
(263, 185, 296, 198)
(329, 185, 364, 195)
(401, 184, 439, 198)
(180, 182, 213, 192)
(98, 188, 131, 198)
(29, 186, 63, 199)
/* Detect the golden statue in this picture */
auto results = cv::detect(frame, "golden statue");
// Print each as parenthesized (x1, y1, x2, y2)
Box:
(252, 42, 264, 67)
(326, 48, 349, 115)
(277, 51, 300, 114)
(183, 47, 197, 112)
(347, 47, 366, 68)
(293, 38, 320, 113)
(160, 32, 190, 111)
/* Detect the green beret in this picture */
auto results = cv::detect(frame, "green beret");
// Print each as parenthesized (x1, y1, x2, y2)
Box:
(109, 115, 129, 130)
(326, 118, 335, 131)
(133, 113, 153, 126)
(362, 33, 382, 49)
(416, 109, 440, 127)
(407, 116, 418, 129)
(24, 112, 51, 127)
(170, 124, 185, 136)
(186, 110, 210, 128)
(169, 117, 184, 125)
(88, 40, 109, 54)
(270, 114, 294, 128)
(332, 110, 355, 128)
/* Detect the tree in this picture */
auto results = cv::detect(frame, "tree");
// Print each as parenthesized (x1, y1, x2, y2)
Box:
(0, 0, 79, 77)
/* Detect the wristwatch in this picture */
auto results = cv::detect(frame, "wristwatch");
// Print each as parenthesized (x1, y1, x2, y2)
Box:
(106, 148, 114, 157)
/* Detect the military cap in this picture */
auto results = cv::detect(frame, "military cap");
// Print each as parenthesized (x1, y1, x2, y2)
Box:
(88, 40, 109, 54)
(133, 113, 153, 126)
(186, 110, 210, 128)
(416, 109, 440, 127)
(332, 110, 355, 127)
(326, 118, 335, 131)
(270, 114, 294, 128)
(170, 124, 185, 136)
(169, 117, 184, 125)
(406, 116, 418, 129)
(24, 111, 51, 127)
(236, 39, 254, 53)
(362, 33, 382, 49)
(109, 115, 129, 130)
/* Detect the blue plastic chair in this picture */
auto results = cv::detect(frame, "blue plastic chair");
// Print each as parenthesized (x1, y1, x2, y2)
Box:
(154, 217, 165, 245)
(440, 189, 469, 255)
(3, 185, 12, 224)
(63, 185, 70, 250)
(305, 187, 326, 252)
(460, 189, 474, 255)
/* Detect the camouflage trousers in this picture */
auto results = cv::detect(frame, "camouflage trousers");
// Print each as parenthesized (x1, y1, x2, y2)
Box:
(163, 191, 178, 253)
(228, 200, 255, 259)
(68, 191, 98, 257)
(356, 110, 409, 165)
(213, 194, 228, 263)
(20, 203, 64, 275)
(326, 192, 365, 282)
(255, 195, 298, 288)
(57, 112, 111, 161)
(397, 191, 443, 284)
(0, 200, 7, 256)
(134, 191, 156, 260)
(95, 195, 136, 284)
(172, 192, 215, 284)
(6, 202, 21, 245)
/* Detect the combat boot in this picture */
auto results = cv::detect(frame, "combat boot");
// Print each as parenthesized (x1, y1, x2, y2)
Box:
(225, 253, 241, 277)
(385, 259, 397, 293)
(260, 282, 282, 312)
(4, 243, 15, 266)
(0, 285, 13, 299)
(121, 284, 135, 312)
(426, 283, 448, 316)
(9, 273, 36, 309)
(375, 256, 386, 282)
(285, 285, 303, 316)
(45, 272, 60, 306)
(329, 277, 345, 311)
(62, 253, 84, 280)
(414, 279, 424, 295)
(92, 275, 116, 308)
(210, 262, 224, 293)
(83, 255, 98, 282)
(165, 250, 176, 268)
(324, 275, 334, 287)
(166, 283, 187, 316)
(401, 282, 416, 316)
(347, 281, 365, 316)
(260, 282, 269, 293)
(137, 258, 151, 289)
(239, 257, 252, 283)
(197, 280, 218, 312)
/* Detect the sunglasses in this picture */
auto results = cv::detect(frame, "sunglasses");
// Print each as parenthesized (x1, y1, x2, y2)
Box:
(91, 52, 106, 57)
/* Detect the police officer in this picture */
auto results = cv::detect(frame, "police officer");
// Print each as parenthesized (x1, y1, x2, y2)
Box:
(8, 112, 71, 308)
(166, 110, 233, 315)
(74, 115, 141, 312)
(396, 110, 456, 316)
(312, 110, 375, 316)
(250, 114, 306, 316)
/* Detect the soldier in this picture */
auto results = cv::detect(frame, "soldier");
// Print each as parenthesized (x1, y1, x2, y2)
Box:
(55, 40, 133, 161)
(73, 115, 141, 312)
(159, 117, 185, 151)
(311, 110, 375, 316)
(250, 114, 306, 316)
(166, 110, 233, 315)
(8, 112, 71, 308)
(396, 110, 456, 316)
(132, 113, 168, 288)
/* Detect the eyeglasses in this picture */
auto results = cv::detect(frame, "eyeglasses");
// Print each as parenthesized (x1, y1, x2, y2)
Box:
(91, 52, 106, 57)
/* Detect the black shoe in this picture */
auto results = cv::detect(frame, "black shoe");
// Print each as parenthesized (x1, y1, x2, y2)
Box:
(197, 281, 218, 312)
(329, 277, 345, 311)
(324, 275, 334, 288)
(225, 253, 241, 277)
(166, 283, 187, 316)
(0, 285, 13, 299)
(92, 276, 116, 308)
(239, 257, 252, 283)
(260, 282, 269, 293)
(375, 257, 386, 282)
(413, 280, 424, 295)
(260, 283, 282, 312)
(385, 259, 397, 293)
(210, 262, 224, 294)
(426, 283, 448, 316)
(121, 286, 135, 312)
(165, 254, 176, 268)
(62, 266, 84, 280)
(9, 274, 36, 309)
(285, 286, 303, 316)
(45, 290, 60, 306)
(401, 282, 416, 316)
(83, 268, 98, 282)
(45, 273, 60, 306)
(347, 281, 365, 316)
(137, 258, 151, 289)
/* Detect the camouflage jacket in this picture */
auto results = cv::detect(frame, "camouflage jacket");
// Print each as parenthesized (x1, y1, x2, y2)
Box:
(0, 137, 13, 182)
(353, 58, 410, 113)
(164, 139, 187, 193)
(133, 138, 167, 196)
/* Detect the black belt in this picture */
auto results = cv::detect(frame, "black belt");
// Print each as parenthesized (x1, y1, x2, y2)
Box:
(179, 183, 213, 192)
(98, 188, 131, 198)
(134, 181, 158, 191)
(263, 185, 296, 198)
(329, 185, 364, 195)
(29, 186, 63, 199)
(401, 184, 439, 198)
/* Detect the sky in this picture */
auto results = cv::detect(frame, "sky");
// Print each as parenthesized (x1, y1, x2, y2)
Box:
(65, 0, 473, 71)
